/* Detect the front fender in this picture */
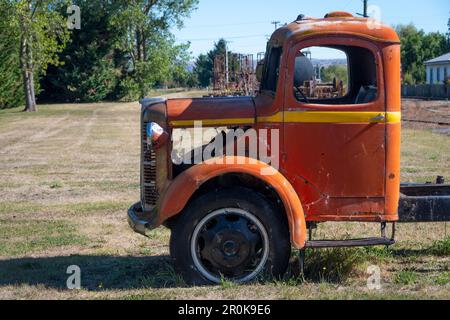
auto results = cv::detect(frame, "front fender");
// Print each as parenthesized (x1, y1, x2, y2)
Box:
(159, 156, 307, 249)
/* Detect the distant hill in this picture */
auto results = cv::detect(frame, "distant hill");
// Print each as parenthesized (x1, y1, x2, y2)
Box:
(185, 58, 347, 72)
(311, 58, 347, 67)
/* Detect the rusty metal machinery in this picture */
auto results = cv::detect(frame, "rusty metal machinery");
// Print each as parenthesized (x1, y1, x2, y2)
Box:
(213, 53, 259, 96)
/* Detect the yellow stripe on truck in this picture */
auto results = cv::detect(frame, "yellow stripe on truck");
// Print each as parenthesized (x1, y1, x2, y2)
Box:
(169, 112, 401, 127)
(170, 118, 255, 127)
(283, 111, 401, 124)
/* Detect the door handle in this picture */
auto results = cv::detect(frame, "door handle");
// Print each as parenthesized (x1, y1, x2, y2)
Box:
(370, 114, 386, 123)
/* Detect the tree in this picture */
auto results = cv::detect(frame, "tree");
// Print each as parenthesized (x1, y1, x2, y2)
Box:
(40, 0, 197, 102)
(193, 39, 230, 88)
(447, 13, 450, 44)
(110, 0, 198, 98)
(0, 1, 23, 109)
(40, 0, 122, 102)
(321, 65, 348, 86)
(193, 53, 212, 87)
(169, 42, 193, 88)
(396, 24, 448, 84)
(8, 0, 69, 112)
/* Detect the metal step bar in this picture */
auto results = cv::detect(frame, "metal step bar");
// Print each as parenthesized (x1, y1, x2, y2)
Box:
(299, 222, 395, 274)
(304, 222, 396, 249)
(306, 237, 395, 248)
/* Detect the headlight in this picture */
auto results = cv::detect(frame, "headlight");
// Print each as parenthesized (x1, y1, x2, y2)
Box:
(146, 122, 168, 149)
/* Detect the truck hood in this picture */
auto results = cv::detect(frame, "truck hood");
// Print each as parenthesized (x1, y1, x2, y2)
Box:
(167, 96, 255, 127)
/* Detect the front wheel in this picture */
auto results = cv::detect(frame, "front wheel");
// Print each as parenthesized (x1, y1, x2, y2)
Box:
(169, 188, 291, 285)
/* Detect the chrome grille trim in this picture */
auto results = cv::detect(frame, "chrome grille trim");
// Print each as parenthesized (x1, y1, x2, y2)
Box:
(142, 122, 159, 207)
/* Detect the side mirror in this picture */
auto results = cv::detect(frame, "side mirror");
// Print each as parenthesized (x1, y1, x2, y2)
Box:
(256, 60, 264, 83)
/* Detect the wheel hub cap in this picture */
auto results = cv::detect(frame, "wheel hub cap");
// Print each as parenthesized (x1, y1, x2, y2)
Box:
(191, 209, 270, 283)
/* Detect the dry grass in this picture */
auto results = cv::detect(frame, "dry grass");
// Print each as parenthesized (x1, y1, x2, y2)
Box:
(0, 96, 449, 300)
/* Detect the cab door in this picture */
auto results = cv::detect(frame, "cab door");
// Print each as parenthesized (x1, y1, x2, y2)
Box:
(282, 37, 388, 220)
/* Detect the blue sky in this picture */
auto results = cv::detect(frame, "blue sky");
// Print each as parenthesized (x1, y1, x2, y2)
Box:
(172, 0, 450, 59)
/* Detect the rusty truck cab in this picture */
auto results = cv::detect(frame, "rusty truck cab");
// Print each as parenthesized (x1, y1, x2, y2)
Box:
(255, 12, 402, 223)
(128, 12, 403, 284)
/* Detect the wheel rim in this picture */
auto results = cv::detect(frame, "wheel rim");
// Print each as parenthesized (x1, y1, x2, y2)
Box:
(190, 208, 270, 284)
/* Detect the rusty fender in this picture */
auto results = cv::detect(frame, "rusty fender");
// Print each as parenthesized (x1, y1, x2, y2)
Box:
(158, 156, 307, 249)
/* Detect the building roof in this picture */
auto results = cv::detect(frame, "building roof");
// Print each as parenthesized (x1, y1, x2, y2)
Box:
(425, 52, 450, 65)
(269, 12, 400, 48)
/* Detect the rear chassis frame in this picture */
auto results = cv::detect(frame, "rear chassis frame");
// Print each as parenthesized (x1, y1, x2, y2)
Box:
(398, 182, 450, 223)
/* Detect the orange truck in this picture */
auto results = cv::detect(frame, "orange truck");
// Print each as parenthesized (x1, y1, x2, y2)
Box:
(128, 12, 450, 285)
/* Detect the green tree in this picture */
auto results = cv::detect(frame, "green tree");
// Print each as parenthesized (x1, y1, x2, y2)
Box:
(40, 0, 122, 102)
(447, 13, 450, 44)
(0, 1, 23, 109)
(321, 64, 348, 86)
(110, 0, 198, 98)
(396, 24, 448, 84)
(40, 0, 196, 102)
(8, 0, 69, 112)
(194, 53, 212, 87)
(193, 39, 232, 88)
(169, 42, 193, 88)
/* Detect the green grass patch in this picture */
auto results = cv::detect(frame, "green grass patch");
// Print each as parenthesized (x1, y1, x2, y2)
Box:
(0, 105, 95, 121)
(394, 270, 418, 285)
(61, 201, 131, 215)
(49, 181, 64, 189)
(434, 273, 450, 286)
(138, 263, 186, 289)
(220, 277, 237, 290)
(69, 180, 140, 192)
(361, 246, 394, 262)
(0, 202, 44, 215)
(0, 219, 88, 256)
(146, 228, 171, 242)
(0, 200, 131, 217)
(427, 237, 450, 256)
(303, 248, 365, 283)
(401, 129, 449, 183)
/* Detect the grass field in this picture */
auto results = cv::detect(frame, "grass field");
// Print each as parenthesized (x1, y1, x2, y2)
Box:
(0, 95, 449, 300)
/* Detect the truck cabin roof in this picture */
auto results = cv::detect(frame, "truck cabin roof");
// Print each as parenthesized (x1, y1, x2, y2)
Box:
(268, 12, 400, 48)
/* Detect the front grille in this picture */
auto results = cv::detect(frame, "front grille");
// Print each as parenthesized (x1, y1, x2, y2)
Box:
(142, 122, 159, 207)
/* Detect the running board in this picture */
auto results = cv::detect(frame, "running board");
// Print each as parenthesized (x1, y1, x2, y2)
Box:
(305, 237, 395, 249)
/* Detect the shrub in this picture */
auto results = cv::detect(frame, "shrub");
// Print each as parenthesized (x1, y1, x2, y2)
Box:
(428, 237, 450, 256)
(116, 77, 141, 102)
(403, 72, 415, 85)
(394, 270, 418, 285)
(304, 248, 365, 283)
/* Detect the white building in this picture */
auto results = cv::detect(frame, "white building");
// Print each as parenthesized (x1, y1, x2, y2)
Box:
(425, 53, 450, 84)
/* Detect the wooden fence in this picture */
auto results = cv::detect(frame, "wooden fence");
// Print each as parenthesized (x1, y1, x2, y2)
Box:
(401, 84, 450, 99)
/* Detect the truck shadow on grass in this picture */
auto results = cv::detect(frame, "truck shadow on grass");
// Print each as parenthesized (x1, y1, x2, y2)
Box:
(0, 255, 188, 291)
(0, 240, 448, 290)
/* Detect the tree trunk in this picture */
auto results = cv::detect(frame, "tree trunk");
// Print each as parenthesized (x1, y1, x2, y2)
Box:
(136, 29, 142, 61)
(19, 21, 37, 112)
(22, 70, 36, 112)
(22, 65, 37, 112)
(142, 31, 147, 61)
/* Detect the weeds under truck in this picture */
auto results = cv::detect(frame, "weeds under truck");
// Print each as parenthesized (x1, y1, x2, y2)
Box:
(128, 11, 450, 285)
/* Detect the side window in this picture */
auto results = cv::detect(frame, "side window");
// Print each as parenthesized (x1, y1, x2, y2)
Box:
(293, 45, 378, 105)
(261, 47, 282, 92)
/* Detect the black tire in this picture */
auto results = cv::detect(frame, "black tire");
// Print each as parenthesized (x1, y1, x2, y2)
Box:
(170, 187, 291, 285)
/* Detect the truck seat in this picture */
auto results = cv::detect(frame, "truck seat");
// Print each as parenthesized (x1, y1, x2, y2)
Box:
(355, 85, 377, 104)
